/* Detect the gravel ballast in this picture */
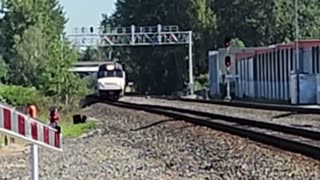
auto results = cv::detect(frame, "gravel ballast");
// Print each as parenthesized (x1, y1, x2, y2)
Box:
(121, 96, 320, 131)
(0, 102, 319, 179)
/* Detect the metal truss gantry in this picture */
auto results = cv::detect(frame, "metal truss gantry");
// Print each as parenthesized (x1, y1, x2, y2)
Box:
(66, 24, 194, 94)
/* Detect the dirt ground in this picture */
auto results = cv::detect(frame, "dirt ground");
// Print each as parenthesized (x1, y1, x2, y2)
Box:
(0, 135, 29, 157)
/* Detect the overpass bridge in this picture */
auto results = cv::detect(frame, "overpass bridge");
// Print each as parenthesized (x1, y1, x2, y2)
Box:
(69, 61, 109, 78)
(69, 61, 107, 73)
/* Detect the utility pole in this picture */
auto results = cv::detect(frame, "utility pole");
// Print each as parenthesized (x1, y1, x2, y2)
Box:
(224, 37, 232, 101)
(295, 0, 300, 104)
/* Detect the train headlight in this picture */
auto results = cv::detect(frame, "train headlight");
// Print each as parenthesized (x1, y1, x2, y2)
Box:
(106, 64, 115, 71)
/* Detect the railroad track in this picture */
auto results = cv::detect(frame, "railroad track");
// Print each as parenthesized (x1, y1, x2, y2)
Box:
(96, 99, 320, 161)
(135, 95, 320, 114)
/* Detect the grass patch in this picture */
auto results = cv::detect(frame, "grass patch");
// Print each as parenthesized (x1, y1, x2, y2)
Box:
(38, 112, 96, 138)
(0, 84, 96, 139)
(62, 121, 96, 138)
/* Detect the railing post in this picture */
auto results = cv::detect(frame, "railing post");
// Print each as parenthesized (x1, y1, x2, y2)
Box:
(28, 104, 38, 180)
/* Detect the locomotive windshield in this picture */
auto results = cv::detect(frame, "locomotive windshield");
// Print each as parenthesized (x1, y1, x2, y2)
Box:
(97, 63, 124, 78)
(97, 70, 123, 78)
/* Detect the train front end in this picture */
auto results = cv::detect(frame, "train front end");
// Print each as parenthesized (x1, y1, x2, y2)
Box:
(96, 62, 125, 101)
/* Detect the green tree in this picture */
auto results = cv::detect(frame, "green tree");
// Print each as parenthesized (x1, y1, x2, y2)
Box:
(9, 26, 47, 86)
(272, 0, 320, 41)
(0, 0, 89, 104)
(0, 0, 66, 84)
(212, 0, 320, 46)
(212, 0, 276, 46)
(232, 38, 246, 48)
(42, 37, 88, 104)
(0, 55, 8, 83)
(0, 0, 65, 61)
(103, 0, 217, 94)
(80, 47, 108, 61)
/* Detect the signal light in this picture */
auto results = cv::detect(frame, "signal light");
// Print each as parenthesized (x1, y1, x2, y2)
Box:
(90, 27, 94, 33)
(224, 37, 231, 48)
(225, 56, 231, 68)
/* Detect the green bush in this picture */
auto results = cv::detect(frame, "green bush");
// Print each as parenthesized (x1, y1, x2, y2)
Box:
(194, 73, 209, 91)
(0, 85, 38, 106)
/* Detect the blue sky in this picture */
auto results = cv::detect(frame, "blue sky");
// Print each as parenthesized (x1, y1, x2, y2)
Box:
(59, 0, 116, 33)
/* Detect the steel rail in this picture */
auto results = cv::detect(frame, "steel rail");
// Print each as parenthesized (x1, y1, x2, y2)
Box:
(143, 95, 320, 114)
(118, 101, 320, 140)
(102, 100, 320, 160)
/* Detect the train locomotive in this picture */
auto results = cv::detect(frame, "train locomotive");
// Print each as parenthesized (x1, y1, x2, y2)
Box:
(95, 61, 126, 101)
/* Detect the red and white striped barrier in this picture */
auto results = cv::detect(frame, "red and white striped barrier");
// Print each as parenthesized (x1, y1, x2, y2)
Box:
(0, 103, 62, 151)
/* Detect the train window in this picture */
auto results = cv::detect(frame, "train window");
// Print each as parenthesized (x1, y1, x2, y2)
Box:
(115, 70, 123, 77)
(97, 70, 123, 78)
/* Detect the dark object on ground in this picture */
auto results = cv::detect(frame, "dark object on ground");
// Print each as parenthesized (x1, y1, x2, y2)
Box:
(73, 114, 87, 124)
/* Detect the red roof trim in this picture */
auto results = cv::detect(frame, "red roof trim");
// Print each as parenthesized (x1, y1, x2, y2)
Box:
(235, 39, 320, 61)
(276, 44, 293, 50)
(299, 40, 320, 48)
(255, 48, 274, 54)
(235, 52, 255, 60)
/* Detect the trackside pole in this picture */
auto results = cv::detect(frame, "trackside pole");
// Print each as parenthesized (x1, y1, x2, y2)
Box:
(226, 78, 231, 100)
(28, 105, 38, 180)
(225, 45, 232, 101)
(225, 67, 232, 101)
(225, 74, 239, 101)
(188, 31, 194, 95)
(31, 144, 39, 180)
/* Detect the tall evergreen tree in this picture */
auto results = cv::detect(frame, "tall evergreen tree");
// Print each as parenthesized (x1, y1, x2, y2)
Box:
(103, 0, 216, 94)
(0, 0, 67, 85)
(0, 0, 87, 103)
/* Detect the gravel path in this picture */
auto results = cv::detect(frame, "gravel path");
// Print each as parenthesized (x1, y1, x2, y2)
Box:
(0, 102, 319, 179)
(120, 96, 320, 131)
